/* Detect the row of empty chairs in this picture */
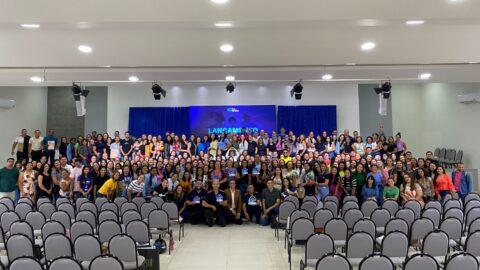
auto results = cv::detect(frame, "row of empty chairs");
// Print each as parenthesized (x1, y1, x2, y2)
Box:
(433, 147, 463, 168)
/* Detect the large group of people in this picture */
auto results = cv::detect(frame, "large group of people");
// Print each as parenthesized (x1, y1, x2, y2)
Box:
(0, 127, 473, 228)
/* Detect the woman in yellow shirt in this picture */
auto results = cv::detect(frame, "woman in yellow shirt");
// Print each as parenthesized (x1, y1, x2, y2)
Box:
(97, 171, 122, 200)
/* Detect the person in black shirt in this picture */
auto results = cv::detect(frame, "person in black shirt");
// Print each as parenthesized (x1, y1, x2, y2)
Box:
(120, 132, 134, 160)
(202, 180, 227, 227)
(243, 184, 262, 224)
(93, 167, 109, 200)
(153, 179, 171, 201)
(184, 180, 208, 225)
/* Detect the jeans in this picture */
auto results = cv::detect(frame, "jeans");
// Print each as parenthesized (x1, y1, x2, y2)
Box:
(238, 184, 248, 197)
(45, 151, 55, 165)
(261, 207, 278, 226)
(316, 186, 330, 202)
(438, 190, 451, 204)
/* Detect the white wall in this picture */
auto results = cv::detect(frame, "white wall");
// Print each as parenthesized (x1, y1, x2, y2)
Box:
(107, 82, 360, 135)
(392, 83, 480, 170)
(0, 87, 48, 163)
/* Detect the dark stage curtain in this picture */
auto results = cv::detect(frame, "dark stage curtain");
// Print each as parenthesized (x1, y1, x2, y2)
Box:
(128, 107, 190, 137)
(277, 105, 337, 135)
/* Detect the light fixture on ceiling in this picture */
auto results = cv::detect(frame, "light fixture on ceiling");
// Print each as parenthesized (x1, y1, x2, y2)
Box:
(30, 76, 43, 83)
(21, 23, 40, 29)
(419, 73, 432, 80)
(468, 61, 477, 64)
(290, 82, 303, 100)
(406, 20, 425, 25)
(361, 42, 376, 51)
(220, 44, 234, 52)
(346, 63, 356, 66)
(211, 0, 229, 3)
(215, 22, 233, 28)
(226, 82, 236, 94)
(225, 75, 235, 81)
(322, 74, 333, 80)
(78, 45, 92, 54)
(152, 83, 167, 100)
(128, 76, 139, 82)
(374, 81, 392, 99)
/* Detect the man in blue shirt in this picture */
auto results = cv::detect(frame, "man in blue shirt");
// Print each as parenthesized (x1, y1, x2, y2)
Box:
(42, 129, 58, 165)
(202, 180, 227, 227)
(185, 180, 207, 225)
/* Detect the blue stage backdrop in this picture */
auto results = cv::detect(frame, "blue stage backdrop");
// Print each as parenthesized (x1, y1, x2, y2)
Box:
(128, 107, 190, 138)
(189, 105, 276, 135)
(277, 105, 337, 135)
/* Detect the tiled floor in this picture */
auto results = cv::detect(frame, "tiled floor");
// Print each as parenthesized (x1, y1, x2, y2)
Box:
(159, 223, 303, 270)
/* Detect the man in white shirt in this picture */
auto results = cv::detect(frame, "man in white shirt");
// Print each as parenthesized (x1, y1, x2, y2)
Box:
(11, 129, 30, 162)
(29, 130, 44, 162)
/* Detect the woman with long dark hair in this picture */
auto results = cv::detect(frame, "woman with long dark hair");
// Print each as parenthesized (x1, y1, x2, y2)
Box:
(37, 163, 53, 200)
(433, 166, 456, 203)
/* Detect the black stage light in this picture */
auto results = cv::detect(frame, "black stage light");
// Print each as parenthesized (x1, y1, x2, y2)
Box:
(226, 82, 235, 93)
(374, 81, 392, 99)
(72, 83, 89, 116)
(290, 82, 303, 100)
(152, 83, 167, 100)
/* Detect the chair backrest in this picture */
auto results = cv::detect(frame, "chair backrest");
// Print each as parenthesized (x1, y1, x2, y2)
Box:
(440, 217, 463, 241)
(55, 198, 70, 208)
(464, 193, 480, 206)
(313, 209, 334, 229)
(0, 197, 14, 210)
(132, 197, 146, 209)
(101, 202, 119, 215)
(25, 211, 46, 231)
(148, 209, 170, 231)
(126, 220, 151, 245)
(79, 202, 98, 217)
(150, 196, 164, 208)
(343, 209, 363, 229)
(468, 218, 480, 234)
(361, 200, 379, 217)
(71, 220, 94, 243)
(370, 208, 390, 228)
(284, 195, 300, 209)
(422, 230, 449, 257)
(352, 218, 376, 239)
(324, 195, 339, 205)
(95, 197, 109, 210)
(438, 148, 446, 160)
(0, 203, 9, 217)
(161, 202, 180, 220)
(324, 201, 338, 217)
(384, 218, 409, 235)
(403, 253, 439, 270)
(48, 257, 82, 270)
(17, 197, 33, 206)
(140, 202, 157, 220)
(37, 197, 52, 207)
(443, 208, 464, 225)
(425, 200, 442, 213)
(0, 211, 20, 232)
(445, 252, 479, 270)
(278, 201, 296, 222)
(51, 211, 71, 229)
(304, 233, 334, 263)
(303, 195, 318, 204)
(343, 196, 358, 204)
(382, 200, 398, 216)
(342, 201, 359, 214)
(44, 233, 73, 262)
(325, 218, 347, 241)
(396, 208, 416, 227)
(76, 210, 97, 229)
(421, 208, 441, 228)
(410, 218, 434, 241)
(301, 201, 317, 217)
(6, 233, 34, 262)
(89, 255, 124, 270)
(315, 253, 351, 270)
(289, 210, 309, 228)
(98, 220, 122, 244)
(381, 231, 408, 258)
(9, 257, 42, 270)
(404, 200, 422, 219)
(120, 202, 138, 216)
(122, 210, 142, 226)
(114, 197, 128, 209)
(465, 207, 480, 228)
(433, 148, 440, 158)
(290, 218, 314, 242)
(41, 220, 65, 240)
(444, 199, 462, 213)
(38, 202, 56, 219)
(109, 234, 138, 268)
(74, 234, 102, 262)
(359, 254, 394, 270)
(465, 200, 480, 214)
(455, 150, 463, 162)
(346, 232, 374, 259)
(14, 202, 33, 220)
(9, 221, 34, 241)
(57, 203, 76, 220)
(465, 230, 480, 256)
(99, 210, 119, 223)
(75, 197, 90, 212)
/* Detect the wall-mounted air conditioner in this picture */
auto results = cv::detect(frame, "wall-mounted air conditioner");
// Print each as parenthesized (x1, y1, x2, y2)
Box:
(457, 93, 480, 104)
(0, 99, 15, 109)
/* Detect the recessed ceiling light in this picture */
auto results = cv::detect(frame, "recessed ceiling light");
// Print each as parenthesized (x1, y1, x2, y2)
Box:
(447, 0, 464, 3)
(21, 23, 40, 29)
(419, 73, 432, 80)
(30, 76, 43, 83)
(220, 44, 234, 52)
(211, 0, 229, 3)
(215, 22, 233, 28)
(78, 45, 92, 54)
(346, 63, 356, 66)
(468, 61, 477, 64)
(100, 65, 111, 68)
(128, 76, 139, 82)
(361, 42, 376, 51)
(406, 20, 425, 25)
(322, 74, 333, 80)
(226, 76, 235, 81)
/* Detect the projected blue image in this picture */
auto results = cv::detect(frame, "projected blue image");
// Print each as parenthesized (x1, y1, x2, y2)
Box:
(189, 105, 276, 135)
